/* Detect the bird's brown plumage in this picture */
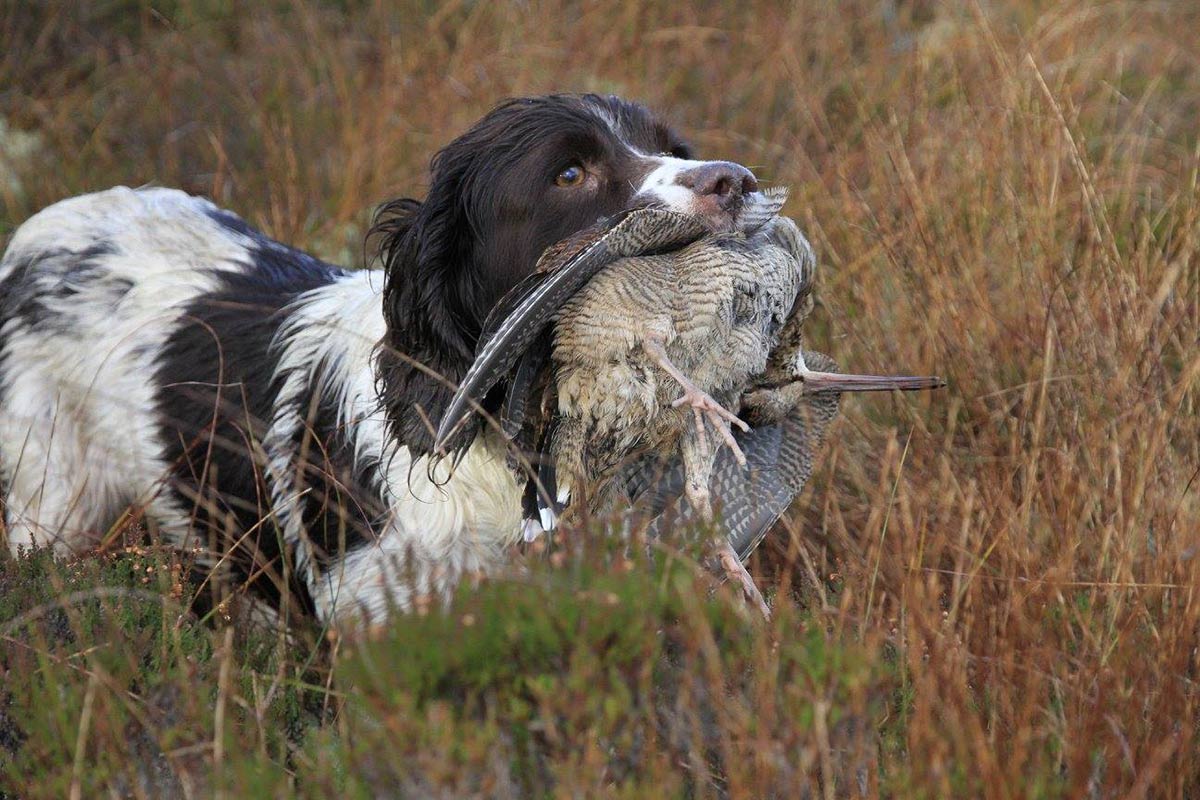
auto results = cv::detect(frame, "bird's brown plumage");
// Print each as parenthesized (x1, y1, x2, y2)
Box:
(439, 187, 943, 616)
(548, 198, 812, 519)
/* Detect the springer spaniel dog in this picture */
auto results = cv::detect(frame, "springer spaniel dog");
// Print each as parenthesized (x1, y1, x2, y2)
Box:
(0, 94, 760, 626)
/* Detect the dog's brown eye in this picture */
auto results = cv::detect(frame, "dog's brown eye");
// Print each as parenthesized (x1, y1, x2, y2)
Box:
(554, 164, 586, 187)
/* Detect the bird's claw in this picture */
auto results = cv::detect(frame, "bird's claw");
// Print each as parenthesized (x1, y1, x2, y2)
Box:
(672, 386, 750, 466)
(717, 544, 770, 620)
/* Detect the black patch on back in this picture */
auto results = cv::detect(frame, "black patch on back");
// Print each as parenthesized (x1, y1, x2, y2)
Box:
(0, 241, 121, 332)
(205, 207, 261, 240)
(153, 235, 378, 615)
(0, 252, 37, 376)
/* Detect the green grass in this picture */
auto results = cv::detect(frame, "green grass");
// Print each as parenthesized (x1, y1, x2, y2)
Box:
(0, 539, 888, 797)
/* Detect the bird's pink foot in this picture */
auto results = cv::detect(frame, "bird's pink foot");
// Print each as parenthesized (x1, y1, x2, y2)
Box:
(717, 544, 770, 620)
(672, 384, 749, 466)
(642, 335, 750, 465)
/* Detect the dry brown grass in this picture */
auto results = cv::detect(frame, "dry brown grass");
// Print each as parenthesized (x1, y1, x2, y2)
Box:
(2, 0, 1199, 796)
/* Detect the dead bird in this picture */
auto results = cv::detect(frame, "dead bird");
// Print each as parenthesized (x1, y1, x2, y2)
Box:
(434, 189, 798, 517)
(545, 196, 808, 524)
(435, 191, 943, 612)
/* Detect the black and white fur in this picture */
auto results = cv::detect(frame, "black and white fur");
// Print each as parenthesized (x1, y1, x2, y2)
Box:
(0, 94, 759, 626)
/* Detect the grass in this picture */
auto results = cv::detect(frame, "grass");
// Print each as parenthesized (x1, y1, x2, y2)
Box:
(1, 0, 1198, 796)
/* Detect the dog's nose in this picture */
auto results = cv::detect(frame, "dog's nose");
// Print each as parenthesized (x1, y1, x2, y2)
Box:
(676, 161, 759, 209)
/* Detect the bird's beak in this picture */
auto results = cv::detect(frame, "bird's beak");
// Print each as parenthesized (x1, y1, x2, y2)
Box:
(799, 371, 946, 393)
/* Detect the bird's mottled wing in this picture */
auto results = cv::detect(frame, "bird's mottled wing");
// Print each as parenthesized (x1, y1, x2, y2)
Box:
(434, 208, 709, 450)
(500, 340, 551, 443)
(625, 351, 842, 562)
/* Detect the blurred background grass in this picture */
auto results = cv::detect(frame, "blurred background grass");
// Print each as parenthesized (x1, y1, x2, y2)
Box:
(1, 0, 1199, 796)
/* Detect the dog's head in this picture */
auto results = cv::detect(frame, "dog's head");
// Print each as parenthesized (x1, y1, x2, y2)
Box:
(373, 93, 760, 453)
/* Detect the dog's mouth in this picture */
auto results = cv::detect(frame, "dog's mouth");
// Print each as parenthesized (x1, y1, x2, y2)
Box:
(631, 187, 784, 236)
(637, 188, 786, 236)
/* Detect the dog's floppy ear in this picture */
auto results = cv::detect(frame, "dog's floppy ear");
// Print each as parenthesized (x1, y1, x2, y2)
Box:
(371, 162, 489, 456)
(366, 197, 422, 269)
